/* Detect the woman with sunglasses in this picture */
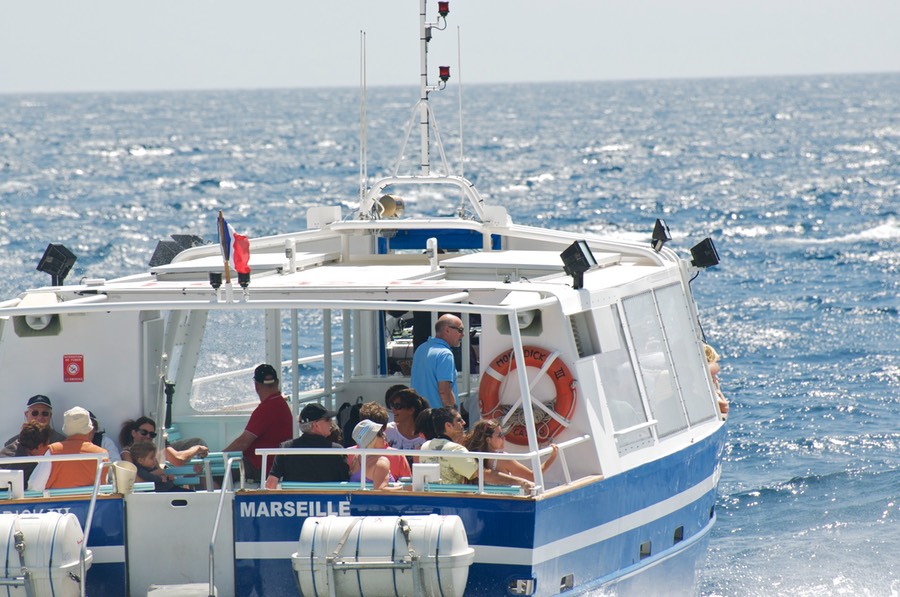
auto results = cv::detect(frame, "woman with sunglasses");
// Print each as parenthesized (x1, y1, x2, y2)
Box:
(385, 388, 429, 453)
(119, 416, 208, 466)
(463, 420, 559, 483)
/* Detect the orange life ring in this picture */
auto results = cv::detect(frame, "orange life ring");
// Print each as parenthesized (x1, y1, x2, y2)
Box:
(478, 346, 577, 446)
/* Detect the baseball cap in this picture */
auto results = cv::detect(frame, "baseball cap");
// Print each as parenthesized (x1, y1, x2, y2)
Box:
(352, 419, 382, 448)
(299, 403, 337, 423)
(253, 364, 279, 385)
(26, 395, 52, 408)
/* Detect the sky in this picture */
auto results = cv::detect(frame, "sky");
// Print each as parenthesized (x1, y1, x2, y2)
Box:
(1, 0, 899, 94)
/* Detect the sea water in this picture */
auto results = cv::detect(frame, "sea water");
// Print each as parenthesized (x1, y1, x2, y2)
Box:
(1, 74, 899, 595)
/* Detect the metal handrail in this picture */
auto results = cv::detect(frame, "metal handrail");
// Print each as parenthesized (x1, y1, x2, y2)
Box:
(258, 434, 590, 495)
(207, 457, 244, 597)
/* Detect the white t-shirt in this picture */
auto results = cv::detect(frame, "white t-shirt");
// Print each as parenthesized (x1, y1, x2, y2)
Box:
(384, 422, 425, 451)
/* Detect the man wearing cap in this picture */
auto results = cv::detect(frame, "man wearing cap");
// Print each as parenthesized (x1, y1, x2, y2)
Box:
(224, 364, 292, 481)
(4, 395, 66, 447)
(264, 403, 350, 489)
(28, 406, 109, 492)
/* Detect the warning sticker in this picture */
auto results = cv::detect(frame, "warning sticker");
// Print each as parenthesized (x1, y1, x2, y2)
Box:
(63, 354, 84, 382)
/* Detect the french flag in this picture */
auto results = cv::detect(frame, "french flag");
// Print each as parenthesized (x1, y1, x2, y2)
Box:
(217, 212, 251, 274)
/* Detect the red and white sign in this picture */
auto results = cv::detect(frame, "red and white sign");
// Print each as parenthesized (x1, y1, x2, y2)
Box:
(63, 354, 84, 382)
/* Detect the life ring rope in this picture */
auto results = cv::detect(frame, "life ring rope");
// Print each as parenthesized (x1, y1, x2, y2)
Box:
(479, 345, 577, 446)
(499, 349, 568, 429)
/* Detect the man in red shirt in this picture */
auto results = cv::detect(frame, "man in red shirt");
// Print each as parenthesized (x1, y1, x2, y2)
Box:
(224, 364, 292, 481)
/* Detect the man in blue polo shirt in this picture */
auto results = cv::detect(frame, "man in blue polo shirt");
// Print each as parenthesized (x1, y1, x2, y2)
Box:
(410, 314, 464, 409)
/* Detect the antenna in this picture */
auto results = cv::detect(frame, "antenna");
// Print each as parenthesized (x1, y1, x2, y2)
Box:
(359, 30, 368, 208)
(455, 24, 468, 218)
(457, 25, 465, 180)
(418, 0, 450, 175)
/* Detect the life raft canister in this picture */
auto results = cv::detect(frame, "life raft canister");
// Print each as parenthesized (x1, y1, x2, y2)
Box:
(478, 346, 576, 446)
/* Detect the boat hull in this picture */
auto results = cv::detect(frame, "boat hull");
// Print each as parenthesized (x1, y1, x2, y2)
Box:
(235, 426, 724, 596)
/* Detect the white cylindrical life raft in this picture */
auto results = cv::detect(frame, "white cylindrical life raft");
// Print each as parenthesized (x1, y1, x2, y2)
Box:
(0, 512, 93, 597)
(292, 514, 475, 597)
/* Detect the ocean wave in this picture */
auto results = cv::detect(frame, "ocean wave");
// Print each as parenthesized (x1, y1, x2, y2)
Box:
(0, 180, 37, 195)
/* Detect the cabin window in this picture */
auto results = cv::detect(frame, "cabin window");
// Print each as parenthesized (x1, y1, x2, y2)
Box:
(622, 292, 688, 438)
(188, 310, 268, 412)
(591, 307, 651, 453)
(188, 309, 346, 412)
(655, 284, 717, 424)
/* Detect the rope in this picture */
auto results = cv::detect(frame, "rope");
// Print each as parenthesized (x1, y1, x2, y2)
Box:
(494, 399, 558, 440)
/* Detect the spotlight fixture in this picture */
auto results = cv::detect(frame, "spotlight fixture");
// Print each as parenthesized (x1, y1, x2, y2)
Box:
(690, 238, 720, 268)
(36, 243, 77, 286)
(650, 219, 671, 253)
(150, 234, 205, 267)
(560, 240, 597, 290)
(237, 271, 251, 289)
(209, 272, 223, 290)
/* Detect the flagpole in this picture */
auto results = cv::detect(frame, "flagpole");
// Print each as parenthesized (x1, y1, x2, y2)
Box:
(217, 210, 232, 285)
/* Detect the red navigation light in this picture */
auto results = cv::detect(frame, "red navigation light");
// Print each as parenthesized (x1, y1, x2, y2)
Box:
(439, 66, 451, 82)
(438, 2, 450, 17)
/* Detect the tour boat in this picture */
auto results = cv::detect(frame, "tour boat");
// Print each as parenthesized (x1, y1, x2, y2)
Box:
(0, 2, 725, 595)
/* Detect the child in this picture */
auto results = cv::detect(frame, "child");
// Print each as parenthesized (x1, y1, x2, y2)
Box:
(129, 441, 190, 492)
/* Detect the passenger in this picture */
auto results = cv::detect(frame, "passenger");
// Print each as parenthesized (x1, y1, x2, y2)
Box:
(704, 344, 729, 419)
(383, 383, 409, 417)
(463, 420, 558, 483)
(28, 406, 109, 492)
(0, 421, 51, 484)
(354, 402, 411, 479)
(89, 411, 121, 462)
(4, 395, 65, 446)
(348, 420, 395, 490)
(264, 403, 350, 489)
(419, 407, 531, 489)
(385, 389, 428, 452)
(223, 364, 293, 480)
(326, 420, 344, 445)
(410, 314, 464, 408)
(415, 408, 436, 441)
(129, 441, 190, 492)
(119, 417, 209, 466)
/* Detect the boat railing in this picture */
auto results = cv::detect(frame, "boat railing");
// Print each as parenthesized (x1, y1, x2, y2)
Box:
(612, 418, 660, 437)
(0, 452, 106, 597)
(258, 434, 590, 496)
(207, 457, 244, 597)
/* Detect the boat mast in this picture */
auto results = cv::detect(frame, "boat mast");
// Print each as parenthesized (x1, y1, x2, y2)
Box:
(419, 0, 450, 175)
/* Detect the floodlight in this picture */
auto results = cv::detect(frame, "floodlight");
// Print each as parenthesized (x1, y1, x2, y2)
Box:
(560, 240, 597, 289)
(651, 219, 672, 252)
(150, 234, 205, 267)
(690, 238, 720, 268)
(36, 243, 77, 286)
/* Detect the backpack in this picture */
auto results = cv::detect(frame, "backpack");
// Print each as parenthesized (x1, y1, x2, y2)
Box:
(340, 397, 364, 447)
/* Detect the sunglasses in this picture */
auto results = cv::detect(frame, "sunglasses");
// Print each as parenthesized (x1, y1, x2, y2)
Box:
(30, 410, 51, 417)
(489, 427, 505, 438)
(137, 428, 158, 439)
(389, 402, 409, 410)
(448, 326, 465, 333)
